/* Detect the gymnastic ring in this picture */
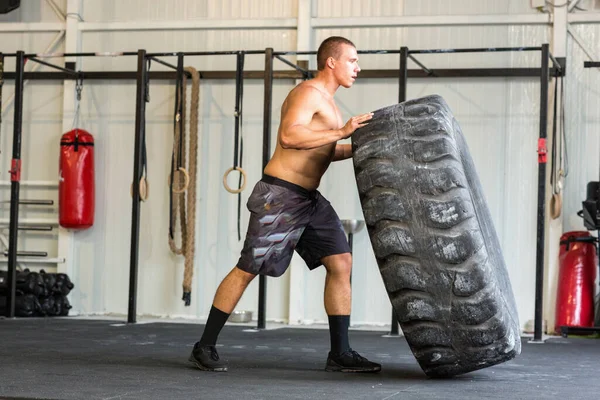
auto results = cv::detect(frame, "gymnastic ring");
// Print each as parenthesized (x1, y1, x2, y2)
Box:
(130, 177, 149, 202)
(550, 192, 562, 220)
(223, 166, 247, 194)
(169, 167, 190, 194)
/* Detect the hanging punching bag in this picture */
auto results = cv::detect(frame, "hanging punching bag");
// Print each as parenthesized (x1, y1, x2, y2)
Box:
(59, 129, 95, 229)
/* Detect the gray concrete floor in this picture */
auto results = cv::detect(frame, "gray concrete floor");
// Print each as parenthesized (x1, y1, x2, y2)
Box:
(0, 317, 598, 400)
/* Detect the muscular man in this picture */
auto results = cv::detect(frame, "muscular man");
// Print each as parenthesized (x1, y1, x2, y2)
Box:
(189, 36, 380, 373)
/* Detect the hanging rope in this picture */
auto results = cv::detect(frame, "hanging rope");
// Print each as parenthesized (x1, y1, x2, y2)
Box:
(550, 74, 568, 220)
(168, 58, 200, 306)
(222, 51, 247, 241)
(139, 59, 151, 201)
(130, 59, 151, 201)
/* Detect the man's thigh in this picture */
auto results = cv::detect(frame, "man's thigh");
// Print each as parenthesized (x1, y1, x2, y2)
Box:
(237, 180, 313, 277)
(295, 193, 351, 270)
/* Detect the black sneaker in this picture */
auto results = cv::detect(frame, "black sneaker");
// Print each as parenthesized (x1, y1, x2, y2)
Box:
(325, 349, 381, 373)
(188, 343, 228, 372)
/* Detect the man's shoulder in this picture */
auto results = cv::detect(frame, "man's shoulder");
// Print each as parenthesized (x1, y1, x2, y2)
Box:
(290, 81, 325, 101)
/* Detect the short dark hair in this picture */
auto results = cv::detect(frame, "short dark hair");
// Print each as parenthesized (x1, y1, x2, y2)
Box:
(316, 36, 356, 71)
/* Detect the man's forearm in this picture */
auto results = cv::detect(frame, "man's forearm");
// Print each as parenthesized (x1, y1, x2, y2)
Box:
(280, 125, 344, 150)
(332, 144, 352, 161)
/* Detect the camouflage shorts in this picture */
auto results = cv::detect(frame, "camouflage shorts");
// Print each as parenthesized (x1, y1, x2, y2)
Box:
(236, 175, 351, 277)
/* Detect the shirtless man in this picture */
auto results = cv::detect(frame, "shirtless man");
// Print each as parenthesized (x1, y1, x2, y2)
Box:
(189, 36, 380, 373)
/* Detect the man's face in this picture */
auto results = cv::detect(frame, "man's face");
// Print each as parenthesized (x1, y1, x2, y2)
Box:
(332, 44, 361, 88)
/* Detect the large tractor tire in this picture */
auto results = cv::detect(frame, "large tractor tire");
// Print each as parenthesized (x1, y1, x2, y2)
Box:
(351, 95, 521, 378)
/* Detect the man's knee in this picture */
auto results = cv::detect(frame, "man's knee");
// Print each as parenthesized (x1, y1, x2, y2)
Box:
(323, 253, 352, 278)
(232, 265, 258, 285)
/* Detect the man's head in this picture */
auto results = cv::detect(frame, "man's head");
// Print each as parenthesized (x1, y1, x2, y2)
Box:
(316, 36, 360, 88)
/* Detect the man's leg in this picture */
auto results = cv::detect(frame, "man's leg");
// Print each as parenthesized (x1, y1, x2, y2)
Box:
(323, 252, 352, 315)
(189, 266, 256, 372)
(322, 253, 381, 373)
(201, 266, 257, 343)
(213, 266, 257, 315)
(323, 253, 352, 355)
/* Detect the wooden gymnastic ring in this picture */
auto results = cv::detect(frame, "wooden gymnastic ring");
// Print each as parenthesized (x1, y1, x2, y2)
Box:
(139, 177, 149, 201)
(168, 167, 190, 194)
(550, 192, 562, 220)
(223, 166, 247, 194)
(130, 177, 149, 202)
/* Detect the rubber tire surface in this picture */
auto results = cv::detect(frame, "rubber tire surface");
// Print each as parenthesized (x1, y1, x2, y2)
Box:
(351, 95, 521, 378)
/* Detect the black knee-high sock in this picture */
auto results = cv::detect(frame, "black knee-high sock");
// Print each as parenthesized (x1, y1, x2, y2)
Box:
(328, 315, 350, 355)
(199, 305, 230, 346)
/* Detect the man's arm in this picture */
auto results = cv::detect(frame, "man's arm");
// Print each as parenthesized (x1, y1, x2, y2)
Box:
(279, 87, 344, 150)
(332, 144, 352, 161)
(279, 87, 373, 150)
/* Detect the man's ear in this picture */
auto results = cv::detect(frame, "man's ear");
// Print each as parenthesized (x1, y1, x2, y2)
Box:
(326, 56, 335, 69)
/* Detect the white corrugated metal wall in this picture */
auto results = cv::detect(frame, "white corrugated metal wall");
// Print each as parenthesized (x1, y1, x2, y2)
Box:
(1, 0, 599, 334)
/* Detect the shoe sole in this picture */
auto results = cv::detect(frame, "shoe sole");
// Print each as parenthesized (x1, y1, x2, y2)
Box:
(325, 363, 381, 373)
(188, 356, 228, 372)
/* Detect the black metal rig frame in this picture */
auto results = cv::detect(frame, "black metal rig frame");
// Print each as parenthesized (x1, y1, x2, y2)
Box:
(2, 45, 563, 343)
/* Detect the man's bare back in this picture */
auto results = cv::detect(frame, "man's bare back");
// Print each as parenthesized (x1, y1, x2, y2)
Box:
(263, 43, 372, 191)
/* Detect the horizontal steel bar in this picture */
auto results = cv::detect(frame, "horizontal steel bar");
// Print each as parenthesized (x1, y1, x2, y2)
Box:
(584, 61, 600, 68)
(0, 180, 58, 187)
(0, 68, 562, 81)
(19, 199, 54, 206)
(0, 200, 54, 205)
(409, 46, 542, 54)
(1, 47, 544, 58)
(273, 50, 402, 56)
(0, 257, 64, 264)
(0, 218, 58, 226)
(145, 50, 266, 57)
(3, 251, 48, 257)
(17, 225, 54, 231)
(1, 52, 138, 58)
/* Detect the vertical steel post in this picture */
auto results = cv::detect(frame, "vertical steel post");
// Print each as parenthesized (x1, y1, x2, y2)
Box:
(533, 44, 550, 342)
(389, 47, 409, 336)
(5, 51, 25, 318)
(128, 49, 148, 323)
(6, 51, 25, 318)
(258, 48, 274, 330)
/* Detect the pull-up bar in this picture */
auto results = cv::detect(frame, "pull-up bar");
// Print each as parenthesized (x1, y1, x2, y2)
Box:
(409, 46, 542, 54)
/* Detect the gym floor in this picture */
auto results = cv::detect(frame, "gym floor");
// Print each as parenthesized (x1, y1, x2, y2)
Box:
(0, 318, 598, 400)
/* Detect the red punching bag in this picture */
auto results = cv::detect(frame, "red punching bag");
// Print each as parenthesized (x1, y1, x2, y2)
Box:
(59, 129, 95, 229)
(554, 231, 597, 333)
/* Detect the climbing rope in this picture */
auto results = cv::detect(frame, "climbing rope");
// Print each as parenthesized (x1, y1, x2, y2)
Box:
(168, 60, 200, 307)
